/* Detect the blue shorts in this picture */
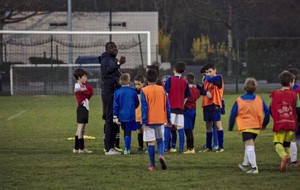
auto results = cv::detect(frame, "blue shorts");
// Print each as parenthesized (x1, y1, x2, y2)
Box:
(203, 110, 221, 122)
(184, 109, 196, 130)
(121, 120, 137, 131)
(136, 122, 142, 129)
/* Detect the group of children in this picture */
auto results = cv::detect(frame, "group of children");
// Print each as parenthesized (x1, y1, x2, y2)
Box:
(71, 63, 299, 173)
(229, 69, 300, 173)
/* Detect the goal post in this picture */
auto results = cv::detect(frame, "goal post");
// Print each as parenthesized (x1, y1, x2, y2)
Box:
(0, 30, 152, 95)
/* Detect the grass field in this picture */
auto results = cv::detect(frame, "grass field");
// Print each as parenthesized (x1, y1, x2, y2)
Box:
(0, 94, 299, 190)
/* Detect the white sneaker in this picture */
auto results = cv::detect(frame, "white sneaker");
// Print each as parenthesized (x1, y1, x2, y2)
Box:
(238, 163, 250, 171)
(73, 149, 79, 153)
(246, 167, 259, 174)
(105, 148, 121, 155)
(123, 149, 131, 155)
(78, 149, 92, 154)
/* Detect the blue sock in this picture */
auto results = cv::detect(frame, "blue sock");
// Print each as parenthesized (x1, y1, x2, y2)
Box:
(212, 127, 218, 146)
(217, 130, 224, 148)
(206, 132, 213, 149)
(148, 145, 155, 166)
(164, 127, 171, 150)
(157, 140, 164, 156)
(178, 128, 185, 152)
(124, 136, 131, 151)
(171, 130, 177, 148)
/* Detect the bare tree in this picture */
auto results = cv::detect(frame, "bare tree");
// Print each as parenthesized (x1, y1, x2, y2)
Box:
(0, 0, 52, 64)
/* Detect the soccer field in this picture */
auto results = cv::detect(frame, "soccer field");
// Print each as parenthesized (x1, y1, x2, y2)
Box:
(0, 95, 299, 190)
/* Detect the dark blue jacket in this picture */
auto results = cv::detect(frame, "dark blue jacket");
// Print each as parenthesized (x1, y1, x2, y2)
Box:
(98, 52, 121, 94)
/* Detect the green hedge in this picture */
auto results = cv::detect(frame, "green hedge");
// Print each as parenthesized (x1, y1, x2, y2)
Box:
(246, 38, 300, 82)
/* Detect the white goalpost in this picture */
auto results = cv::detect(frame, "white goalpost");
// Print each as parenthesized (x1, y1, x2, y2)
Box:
(0, 30, 152, 95)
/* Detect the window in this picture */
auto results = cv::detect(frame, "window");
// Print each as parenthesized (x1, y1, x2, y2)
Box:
(108, 22, 126, 27)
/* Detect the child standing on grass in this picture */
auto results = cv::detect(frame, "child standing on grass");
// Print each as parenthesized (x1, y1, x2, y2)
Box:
(113, 73, 139, 155)
(229, 78, 270, 174)
(200, 63, 224, 153)
(162, 75, 177, 153)
(183, 73, 201, 154)
(73, 68, 94, 154)
(164, 62, 191, 153)
(141, 69, 170, 171)
(287, 68, 300, 167)
(270, 71, 300, 172)
(134, 75, 145, 151)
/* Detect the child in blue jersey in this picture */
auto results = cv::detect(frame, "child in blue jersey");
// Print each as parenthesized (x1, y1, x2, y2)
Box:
(113, 73, 139, 155)
(229, 78, 270, 174)
(199, 65, 225, 150)
(164, 62, 191, 153)
(141, 69, 171, 171)
(270, 71, 300, 172)
(287, 68, 300, 167)
(200, 63, 225, 153)
(162, 75, 177, 153)
(184, 73, 201, 154)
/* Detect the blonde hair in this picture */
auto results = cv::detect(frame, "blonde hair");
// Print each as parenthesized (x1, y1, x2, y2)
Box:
(244, 77, 257, 93)
(120, 73, 130, 85)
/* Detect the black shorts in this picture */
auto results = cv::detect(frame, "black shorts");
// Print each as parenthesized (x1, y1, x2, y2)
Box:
(242, 132, 257, 142)
(77, 104, 89, 123)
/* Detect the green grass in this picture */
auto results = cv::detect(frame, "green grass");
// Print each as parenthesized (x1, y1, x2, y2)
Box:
(0, 94, 299, 190)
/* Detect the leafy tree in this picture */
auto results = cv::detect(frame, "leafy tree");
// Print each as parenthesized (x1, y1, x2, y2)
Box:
(158, 29, 171, 62)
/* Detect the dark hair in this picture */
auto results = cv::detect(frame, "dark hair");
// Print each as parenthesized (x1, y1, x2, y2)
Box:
(243, 77, 257, 93)
(287, 68, 299, 81)
(120, 73, 130, 85)
(134, 75, 145, 83)
(174, 61, 186, 74)
(185, 73, 195, 84)
(204, 63, 216, 70)
(279, 71, 295, 87)
(200, 65, 207, 74)
(147, 64, 160, 75)
(73, 68, 88, 80)
(146, 69, 158, 83)
(105, 42, 116, 51)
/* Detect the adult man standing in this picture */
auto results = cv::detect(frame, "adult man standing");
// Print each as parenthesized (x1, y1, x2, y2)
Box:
(99, 42, 125, 155)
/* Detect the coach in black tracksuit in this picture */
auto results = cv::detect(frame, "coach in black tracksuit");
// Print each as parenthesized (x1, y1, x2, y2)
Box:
(99, 42, 125, 154)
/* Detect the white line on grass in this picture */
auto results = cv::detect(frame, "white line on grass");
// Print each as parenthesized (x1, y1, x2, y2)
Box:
(7, 110, 26, 121)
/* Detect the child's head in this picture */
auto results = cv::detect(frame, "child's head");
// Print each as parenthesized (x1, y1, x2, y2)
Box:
(200, 65, 208, 76)
(120, 73, 131, 85)
(73, 68, 88, 83)
(146, 69, 158, 83)
(134, 75, 144, 90)
(185, 73, 195, 85)
(146, 63, 160, 75)
(243, 77, 257, 93)
(205, 63, 217, 77)
(174, 61, 186, 74)
(279, 70, 295, 87)
(287, 68, 299, 82)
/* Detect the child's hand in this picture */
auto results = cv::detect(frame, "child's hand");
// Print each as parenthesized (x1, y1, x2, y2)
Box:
(81, 87, 87, 92)
(164, 122, 171, 127)
(206, 91, 212, 99)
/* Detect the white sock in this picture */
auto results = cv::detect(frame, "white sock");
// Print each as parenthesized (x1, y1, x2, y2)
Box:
(242, 146, 249, 166)
(246, 145, 257, 168)
(290, 142, 298, 163)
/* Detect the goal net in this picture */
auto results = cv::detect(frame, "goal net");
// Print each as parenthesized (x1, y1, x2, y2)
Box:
(0, 30, 151, 95)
